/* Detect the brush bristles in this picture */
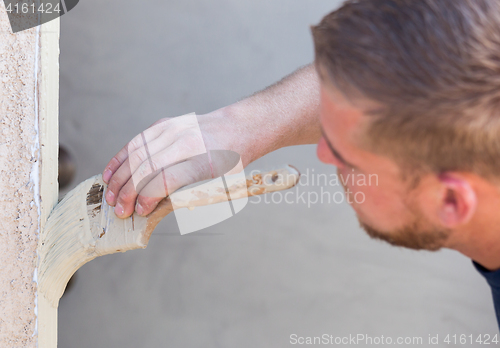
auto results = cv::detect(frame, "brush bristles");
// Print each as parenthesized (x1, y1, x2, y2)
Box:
(38, 174, 148, 307)
(38, 176, 99, 307)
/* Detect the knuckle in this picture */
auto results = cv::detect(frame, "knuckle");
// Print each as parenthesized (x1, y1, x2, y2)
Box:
(130, 148, 149, 165)
(138, 196, 157, 210)
(182, 129, 200, 141)
(118, 189, 136, 205)
(109, 156, 122, 168)
(153, 117, 171, 128)
(171, 116, 196, 134)
(148, 159, 159, 173)
(107, 176, 121, 191)
(137, 159, 158, 176)
(128, 137, 141, 152)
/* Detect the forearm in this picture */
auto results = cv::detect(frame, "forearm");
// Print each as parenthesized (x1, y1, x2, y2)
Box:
(209, 64, 321, 166)
(104, 65, 320, 217)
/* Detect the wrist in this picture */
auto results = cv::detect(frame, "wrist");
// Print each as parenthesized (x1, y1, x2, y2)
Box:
(220, 103, 276, 166)
(199, 106, 260, 168)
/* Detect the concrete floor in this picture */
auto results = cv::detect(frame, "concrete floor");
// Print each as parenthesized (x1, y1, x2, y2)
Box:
(57, 1, 497, 347)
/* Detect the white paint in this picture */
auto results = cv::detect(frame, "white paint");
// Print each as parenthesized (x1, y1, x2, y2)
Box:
(32, 23, 41, 340)
(36, 17, 60, 348)
(39, 175, 149, 307)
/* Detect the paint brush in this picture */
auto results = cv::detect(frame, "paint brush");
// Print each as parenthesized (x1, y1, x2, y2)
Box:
(38, 165, 300, 307)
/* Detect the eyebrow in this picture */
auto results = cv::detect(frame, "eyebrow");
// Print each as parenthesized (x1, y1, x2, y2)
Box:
(321, 129, 357, 169)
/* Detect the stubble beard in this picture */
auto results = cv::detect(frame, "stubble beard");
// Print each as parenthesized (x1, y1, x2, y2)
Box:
(338, 169, 451, 251)
(358, 218, 451, 251)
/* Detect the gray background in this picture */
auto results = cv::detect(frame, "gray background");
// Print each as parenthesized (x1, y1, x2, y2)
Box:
(58, 0, 497, 347)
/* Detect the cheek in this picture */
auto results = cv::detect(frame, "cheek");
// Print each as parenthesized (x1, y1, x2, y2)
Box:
(346, 179, 413, 231)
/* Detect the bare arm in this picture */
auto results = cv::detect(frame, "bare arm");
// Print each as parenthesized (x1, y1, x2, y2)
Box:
(103, 64, 321, 217)
(214, 63, 321, 166)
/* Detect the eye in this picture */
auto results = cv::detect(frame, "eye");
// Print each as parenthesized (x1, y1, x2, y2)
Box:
(317, 137, 347, 169)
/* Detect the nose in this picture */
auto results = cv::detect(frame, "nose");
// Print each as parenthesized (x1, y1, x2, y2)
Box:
(316, 137, 345, 168)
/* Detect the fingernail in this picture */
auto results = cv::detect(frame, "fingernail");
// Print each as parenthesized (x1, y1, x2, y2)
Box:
(115, 203, 124, 217)
(106, 190, 115, 204)
(136, 203, 144, 216)
(103, 169, 112, 183)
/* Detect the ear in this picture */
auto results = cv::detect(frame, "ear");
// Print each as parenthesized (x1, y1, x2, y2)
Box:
(436, 173, 477, 228)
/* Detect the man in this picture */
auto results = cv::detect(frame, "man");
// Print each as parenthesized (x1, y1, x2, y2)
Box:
(101, 0, 500, 327)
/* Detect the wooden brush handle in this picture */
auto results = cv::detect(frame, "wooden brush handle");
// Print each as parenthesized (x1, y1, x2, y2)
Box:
(144, 165, 301, 237)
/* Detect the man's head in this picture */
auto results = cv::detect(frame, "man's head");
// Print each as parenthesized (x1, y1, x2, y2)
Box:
(311, 0, 500, 251)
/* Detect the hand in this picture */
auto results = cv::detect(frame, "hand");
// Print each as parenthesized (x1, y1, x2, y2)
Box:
(103, 65, 321, 218)
(103, 111, 248, 218)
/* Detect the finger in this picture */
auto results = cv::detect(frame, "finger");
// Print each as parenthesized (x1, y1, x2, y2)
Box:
(102, 143, 132, 184)
(105, 115, 204, 194)
(134, 172, 168, 216)
(135, 158, 213, 216)
(105, 156, 133, 207)
(118, 135, 205, 199)
(114, 150, 211, 217)
(102, 118, 173, 184)
(106, 114, 205, 209)
(105, 130, 178, 205)
(106, 147, 161, 208)
(116, 156, 209, 218)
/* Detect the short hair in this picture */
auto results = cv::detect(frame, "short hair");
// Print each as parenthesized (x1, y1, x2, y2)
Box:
(312, 0, 500, 179)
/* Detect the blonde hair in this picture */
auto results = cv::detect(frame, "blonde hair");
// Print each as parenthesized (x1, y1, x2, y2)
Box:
(312, 0, 500, 179)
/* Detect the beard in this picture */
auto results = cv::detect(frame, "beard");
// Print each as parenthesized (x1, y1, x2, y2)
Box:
(358, 218, 451, 251)
(337, 169, 451, 251)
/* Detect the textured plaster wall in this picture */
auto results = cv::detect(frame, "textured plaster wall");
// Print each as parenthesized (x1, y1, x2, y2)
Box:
(0, 4, 39, 347)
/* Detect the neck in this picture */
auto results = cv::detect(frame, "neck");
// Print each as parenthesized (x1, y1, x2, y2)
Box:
(447, 196, 500, 271)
